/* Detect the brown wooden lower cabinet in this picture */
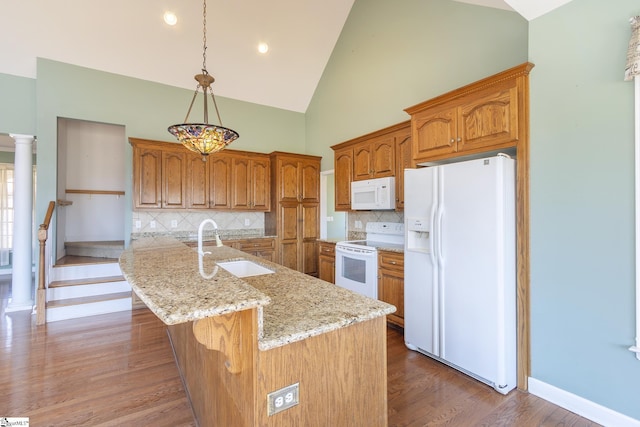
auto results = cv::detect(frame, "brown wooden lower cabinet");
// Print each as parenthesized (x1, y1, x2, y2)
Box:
(378, 251, 404, 327)
(226, 237, 276, 263)
(168, 309, 388, 426)
(318, 241, 336, 284)
(184, 237, 276, 263)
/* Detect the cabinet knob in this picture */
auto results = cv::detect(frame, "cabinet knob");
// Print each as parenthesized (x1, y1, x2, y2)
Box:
(457, 137, 462, 142)
(450, 138, 455, 143)
(391, 261, 396, 265)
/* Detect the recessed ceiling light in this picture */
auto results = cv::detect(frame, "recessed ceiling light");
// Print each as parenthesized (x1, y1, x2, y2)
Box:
(164, 11, 177, 26)
(258, 42, 269, 54)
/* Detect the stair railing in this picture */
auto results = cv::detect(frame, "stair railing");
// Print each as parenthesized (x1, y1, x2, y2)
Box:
(36, 201, 55, 325)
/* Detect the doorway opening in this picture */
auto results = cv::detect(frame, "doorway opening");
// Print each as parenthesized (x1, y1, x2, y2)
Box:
(56, 118, 126, 263)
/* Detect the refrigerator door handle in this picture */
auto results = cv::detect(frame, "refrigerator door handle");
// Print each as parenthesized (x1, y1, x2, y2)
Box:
(430, 167, 443, 355)
(436, 166, 446, 355)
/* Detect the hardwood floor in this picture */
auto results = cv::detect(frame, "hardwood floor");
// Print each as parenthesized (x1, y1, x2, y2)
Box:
(0, 279, 599, 426)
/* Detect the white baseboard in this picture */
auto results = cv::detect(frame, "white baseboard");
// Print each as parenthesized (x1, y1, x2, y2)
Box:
(528, 377, 640, 427)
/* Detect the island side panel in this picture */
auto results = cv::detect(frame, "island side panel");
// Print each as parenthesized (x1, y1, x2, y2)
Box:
(256, 316, 389, 426)
(167, 308, 259, 427)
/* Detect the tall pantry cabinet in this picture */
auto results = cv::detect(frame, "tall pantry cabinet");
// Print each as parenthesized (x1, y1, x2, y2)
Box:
(265, 152, 322, 276)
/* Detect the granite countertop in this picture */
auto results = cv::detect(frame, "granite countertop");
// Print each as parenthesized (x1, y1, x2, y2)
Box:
(131, 229, 276, 242)
(374, 243, 404, 254)
(316, 238, 341, 244)
(120, 237, 395, 351)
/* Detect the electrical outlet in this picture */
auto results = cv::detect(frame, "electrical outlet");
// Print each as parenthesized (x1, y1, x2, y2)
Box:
(327, 216, 334, 222)
(244, 218, 251, 226)
(135, 220, 141, 229)
(355, 220, 363, 229)
(150, 220, 156, 229)
(267, 383, 299, 416)
(171, 220, 178, 228)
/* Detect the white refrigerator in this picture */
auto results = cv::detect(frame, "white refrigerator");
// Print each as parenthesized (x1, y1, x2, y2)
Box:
(404, 154, 516, 394)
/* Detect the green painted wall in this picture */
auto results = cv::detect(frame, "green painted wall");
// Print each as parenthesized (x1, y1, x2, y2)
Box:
(305, 0, 529, 169)
(0, 73, 36, 135)
(529, 0, 640, 419)
(34, 59, 305, 242)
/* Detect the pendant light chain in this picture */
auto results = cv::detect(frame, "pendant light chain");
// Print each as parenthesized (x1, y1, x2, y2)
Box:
(202, 0, 207, 72)
(201, 0, 223, 125)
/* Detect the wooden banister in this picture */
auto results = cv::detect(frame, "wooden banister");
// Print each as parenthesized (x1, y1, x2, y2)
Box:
(36, 201, 55, 325)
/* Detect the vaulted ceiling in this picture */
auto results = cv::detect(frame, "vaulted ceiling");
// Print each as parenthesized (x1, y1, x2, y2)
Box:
(1, 0, 572, 116)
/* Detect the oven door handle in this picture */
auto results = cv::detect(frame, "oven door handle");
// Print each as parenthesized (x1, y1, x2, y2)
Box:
(336, 246, 376, 256)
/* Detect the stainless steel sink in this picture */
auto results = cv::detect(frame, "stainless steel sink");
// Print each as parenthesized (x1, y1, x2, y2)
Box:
(216, 259, 274, 277)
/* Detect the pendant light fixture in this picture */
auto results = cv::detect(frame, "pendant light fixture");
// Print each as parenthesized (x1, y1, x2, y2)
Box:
(168, 0, 239, 161)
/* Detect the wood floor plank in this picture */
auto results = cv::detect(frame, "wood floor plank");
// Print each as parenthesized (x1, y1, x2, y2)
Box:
(0, 279, 601, 427)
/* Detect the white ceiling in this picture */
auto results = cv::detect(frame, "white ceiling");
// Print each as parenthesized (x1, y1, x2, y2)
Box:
(0, 0, 572, 117)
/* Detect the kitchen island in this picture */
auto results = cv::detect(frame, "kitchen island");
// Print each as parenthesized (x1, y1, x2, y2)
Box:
(119, 237, 395, 426)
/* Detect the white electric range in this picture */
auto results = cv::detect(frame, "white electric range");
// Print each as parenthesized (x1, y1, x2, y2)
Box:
(335, 222, 404, 299)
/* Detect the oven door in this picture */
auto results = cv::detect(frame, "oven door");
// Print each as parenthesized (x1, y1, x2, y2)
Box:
(334, 244, 378, 299)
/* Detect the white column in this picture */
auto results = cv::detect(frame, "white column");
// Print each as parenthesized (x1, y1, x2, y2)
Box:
(6, 134, 34, 312)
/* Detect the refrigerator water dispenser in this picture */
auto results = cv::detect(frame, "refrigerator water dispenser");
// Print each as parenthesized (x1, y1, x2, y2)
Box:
(406, 217, 430, 253)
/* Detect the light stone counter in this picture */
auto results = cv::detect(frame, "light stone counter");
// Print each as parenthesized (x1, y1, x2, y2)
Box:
(120, 237, 395, 350)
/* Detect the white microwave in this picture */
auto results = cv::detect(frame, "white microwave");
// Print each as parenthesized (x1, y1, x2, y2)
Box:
(351, 176, 396, 210)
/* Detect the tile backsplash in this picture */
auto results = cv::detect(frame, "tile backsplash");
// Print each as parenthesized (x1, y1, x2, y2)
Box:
(132, 210, 403, 241)
(347, 211, 403, 240)
(132, 211, 264, 238)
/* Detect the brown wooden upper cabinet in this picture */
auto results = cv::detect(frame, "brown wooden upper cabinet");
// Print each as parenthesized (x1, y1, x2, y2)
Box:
(353, 135, 395, 180)
(331, 121, 411, 212)
(132, 141, 187, 209)
(394, 126, 412, 211)
(405, 64, 532, 165)
(265, 152, 321, 276)
(130, 138, 270, 211)
(333, 146, 353, 211)
(229, 154, 271, 211)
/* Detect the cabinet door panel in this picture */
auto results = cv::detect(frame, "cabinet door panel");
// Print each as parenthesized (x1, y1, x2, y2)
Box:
(412, 106, 457, 162)
(458, 84, 519, 152)
(162, 151, 186, 208)
(280, 241, 298, 270)
(319, 255, 335, 284)
(302, 240, 318, 276)
(280, 204, 299, 240)
(187, 154, 208, 209)
(353, 145, 373, 180)
(209, 155, 232, 209)
(334, 148, 353, 211)
(278, 158, 300, 202)
(379, 269, 404, 326)
(301, 204, 319, 240)
(301, 162, 320, 203)
(395, 129, 412, 211)
(231, 157, 250, 210)
(134, 147, 162, 209)
(251, 158, 270, 211)
(372, 136, 395, 178)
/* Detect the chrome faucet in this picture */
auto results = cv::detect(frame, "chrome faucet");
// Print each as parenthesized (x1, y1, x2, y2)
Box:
(198, 218, 223, 256)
